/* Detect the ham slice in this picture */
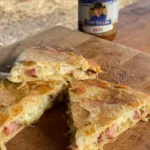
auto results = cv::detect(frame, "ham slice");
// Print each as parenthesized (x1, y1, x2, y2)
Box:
(105, 125, 117, 139)
(86, 69, 96, 75)
(25, 66, 40, 77)
(3, 123, 20, 136)
(133, 110, 141, 120)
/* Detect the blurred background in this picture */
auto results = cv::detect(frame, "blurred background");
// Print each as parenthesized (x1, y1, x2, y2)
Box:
(0, 0, 136, 47)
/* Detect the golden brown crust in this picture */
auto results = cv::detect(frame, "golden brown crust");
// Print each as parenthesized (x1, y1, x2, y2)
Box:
(68, 79, 150, 150)
(0, 113, 9, 126)
(0, 78, 67, 149)
(82, 80, 111, 88)
(69, 79, 150, 130)
(115, 84, 129, 89)
(8, 47, 101, 82)
(87, 59, 101, 73)
(19, 61, 37, 66)
(70, 87, 87, 95)
(0, 90, 17, 107)
(0, 78, 67, 126)
(16, 48, 96, 66)
(71, 103, 90, 129)
(10, 104, 24, 117)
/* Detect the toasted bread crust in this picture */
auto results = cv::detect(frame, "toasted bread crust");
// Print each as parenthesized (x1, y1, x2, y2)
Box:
(69, 80, 149, 129)
(68, 79, 150, 150)
(0, 78, 67, 129)
(8, 47, 101, 83)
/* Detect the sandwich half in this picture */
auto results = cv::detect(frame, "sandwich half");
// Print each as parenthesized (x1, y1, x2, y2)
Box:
(8, 47, 101, 83)
(0, 79, 67, 150)
(67, 80, 150, 150)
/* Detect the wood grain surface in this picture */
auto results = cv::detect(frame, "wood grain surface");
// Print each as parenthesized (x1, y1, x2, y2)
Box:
(115, 0, 150, 53)
(1, 26, 149, 150)
(0, 1, 150, 149)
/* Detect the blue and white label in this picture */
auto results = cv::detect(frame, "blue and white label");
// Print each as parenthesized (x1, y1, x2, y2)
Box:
(79, 0, 118, 34)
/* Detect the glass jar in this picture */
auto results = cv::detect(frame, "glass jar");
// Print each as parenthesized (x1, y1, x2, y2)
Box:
(78, 0, 119, 41)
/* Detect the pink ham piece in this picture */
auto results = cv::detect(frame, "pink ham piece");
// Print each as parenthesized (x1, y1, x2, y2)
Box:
(133, 110, 141, 120)
(87, 70, 96, 75)
(3, 123, 20, 136)
(25, 66, 40, 77)
(105, 125, 117, 139)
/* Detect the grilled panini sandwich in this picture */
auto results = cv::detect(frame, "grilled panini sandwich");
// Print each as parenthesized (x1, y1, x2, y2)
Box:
(8, 47, 100, 83)
(0, 79, 67, 150)
(67, 80, 150, 150)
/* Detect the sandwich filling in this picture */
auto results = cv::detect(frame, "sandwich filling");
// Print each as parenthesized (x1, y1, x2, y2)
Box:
(68, 103, 150, 150)
(8, 48, 101, 83)
(67, 80, 150, 150)
(0, 79, 67, 150)
(8, 62, 98, 83)
(0, 95, 53, 150)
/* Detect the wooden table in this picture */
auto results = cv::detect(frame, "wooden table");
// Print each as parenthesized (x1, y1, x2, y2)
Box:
(0, 0, 150, 150)
(115, 0, 150, 53)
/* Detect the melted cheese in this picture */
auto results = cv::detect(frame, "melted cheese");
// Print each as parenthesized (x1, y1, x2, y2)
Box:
(9, 62, 97, 83)
(0, 96, 54, 150)
(0, 142, 7, 150)
(60, 65, 74, 75)
(15, 95, 52, 125)
(0, 134, 6, 150)
(74, 104, 150, 150)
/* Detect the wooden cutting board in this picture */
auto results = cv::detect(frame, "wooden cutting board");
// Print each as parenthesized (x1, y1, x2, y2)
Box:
(0, 25, 150, 150)
(115, 0, 150, 53)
